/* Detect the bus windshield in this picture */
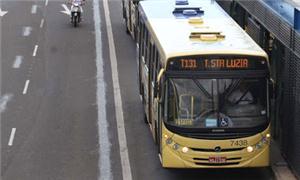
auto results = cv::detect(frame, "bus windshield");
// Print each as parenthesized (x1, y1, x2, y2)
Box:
(165, 78, 268, 130)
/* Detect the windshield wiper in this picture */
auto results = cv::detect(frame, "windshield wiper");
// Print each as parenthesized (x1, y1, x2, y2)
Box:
(193, 79, 212, 99)
(224, 79, 241, 100)
(234, 86, 251, 105)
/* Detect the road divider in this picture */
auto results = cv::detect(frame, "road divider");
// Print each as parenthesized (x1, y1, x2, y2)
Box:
(93, 0, 112, 179)
(103, 0, 133, 179)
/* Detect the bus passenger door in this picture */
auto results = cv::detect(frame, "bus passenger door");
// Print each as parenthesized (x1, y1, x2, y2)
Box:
(150, 48, 160, 142)
(140, 27, 150, 123)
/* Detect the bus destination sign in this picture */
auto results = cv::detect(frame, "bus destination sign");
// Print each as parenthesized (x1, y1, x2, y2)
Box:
(168, 56, 267, 71)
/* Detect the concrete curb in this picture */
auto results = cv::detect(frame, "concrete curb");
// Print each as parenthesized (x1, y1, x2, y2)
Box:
(272, 164, 298, 180)
(271, 139, 298, 180)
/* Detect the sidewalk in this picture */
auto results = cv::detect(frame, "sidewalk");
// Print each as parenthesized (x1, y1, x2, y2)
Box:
(270, 139, 298, 180)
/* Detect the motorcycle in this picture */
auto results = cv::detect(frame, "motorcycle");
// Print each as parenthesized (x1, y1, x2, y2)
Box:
(70, 1, 83, 27)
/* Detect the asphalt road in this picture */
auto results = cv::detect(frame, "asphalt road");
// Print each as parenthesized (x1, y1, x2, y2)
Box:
(0, 0, 275, 179)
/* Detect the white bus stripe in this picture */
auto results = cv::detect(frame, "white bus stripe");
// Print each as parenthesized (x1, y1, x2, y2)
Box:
(103, 0, 133, 179)
(8, 128, 16, 146)
(93, 0, 112, 179)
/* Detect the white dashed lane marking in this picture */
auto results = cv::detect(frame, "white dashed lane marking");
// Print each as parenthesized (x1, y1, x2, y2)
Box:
(13, 55, 23, 68)
(8, 128, 16, 146)
(22, 26, 32, 37)
(32, 45, 38, 57)
(22, 80, 30, 94)
(31, 5, 37, 14)
(40, 19, 44, 28)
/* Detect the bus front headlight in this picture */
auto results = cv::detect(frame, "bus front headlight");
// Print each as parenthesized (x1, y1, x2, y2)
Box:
(182, 147, 189, 153)
(247, 146, 254, 153)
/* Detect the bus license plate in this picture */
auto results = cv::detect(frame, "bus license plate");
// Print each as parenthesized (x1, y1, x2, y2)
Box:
(209, 157, 226, 163)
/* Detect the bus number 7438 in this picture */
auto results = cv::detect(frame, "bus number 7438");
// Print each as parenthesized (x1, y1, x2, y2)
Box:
(230, 140, 248, 147)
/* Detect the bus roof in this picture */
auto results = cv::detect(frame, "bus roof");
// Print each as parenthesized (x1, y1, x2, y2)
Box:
(139, 0, 268, 61)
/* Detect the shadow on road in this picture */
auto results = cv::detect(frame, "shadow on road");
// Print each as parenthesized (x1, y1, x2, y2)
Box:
(164, 167, 275, 180)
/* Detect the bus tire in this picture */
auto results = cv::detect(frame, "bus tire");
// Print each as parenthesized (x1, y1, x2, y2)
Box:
(125, 18, 130, 34)
(139, 81, 144, 97)
(143, 112, 148, 124)
(142, 96, 148, 124)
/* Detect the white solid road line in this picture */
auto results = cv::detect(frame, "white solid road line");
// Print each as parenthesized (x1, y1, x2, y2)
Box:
(22, 80, 30, 94)
(8, 128, 16, 146)
(22, 26, 32, 37)
(40, 19, 44, 28)
(103, 0, 133, 179)
(93, 0, 112, 179)
(33, 45, 38, 57)
(13, 55, 23, 68)
(31, 5, 37, 14)
(45, 0, 48, 6)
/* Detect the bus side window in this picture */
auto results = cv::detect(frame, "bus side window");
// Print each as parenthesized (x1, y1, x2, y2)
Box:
(139, 22, 144, 59)
(143, 29, 148, 64)
(152, 47, 158, 84)
(156, 58, 162, 79)
(149, 43, 156, 84)
(136, 11, 140, 42)
(145, 31, 151, 67)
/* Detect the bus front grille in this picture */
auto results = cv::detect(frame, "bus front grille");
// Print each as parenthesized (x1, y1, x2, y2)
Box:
(194, 162, 240, 166)
(193, 157, 242, 161)
(190, 147, 244, 152)
(192, 157, 242, 166)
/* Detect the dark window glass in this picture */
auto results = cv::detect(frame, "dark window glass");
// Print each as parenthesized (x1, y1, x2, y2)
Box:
(165, 78, 268, 130)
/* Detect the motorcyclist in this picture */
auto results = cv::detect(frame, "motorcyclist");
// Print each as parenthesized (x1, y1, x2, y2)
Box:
(68, 0, 85, 22)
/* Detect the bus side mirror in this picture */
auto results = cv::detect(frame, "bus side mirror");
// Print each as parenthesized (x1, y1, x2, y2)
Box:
(269, 79, 275, 99)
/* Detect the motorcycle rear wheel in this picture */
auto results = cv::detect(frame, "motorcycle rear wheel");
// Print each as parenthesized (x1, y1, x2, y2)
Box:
(73, 15, 78, 27)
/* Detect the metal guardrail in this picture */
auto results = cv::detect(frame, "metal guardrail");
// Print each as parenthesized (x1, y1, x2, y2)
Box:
(237, 1, 295, 52)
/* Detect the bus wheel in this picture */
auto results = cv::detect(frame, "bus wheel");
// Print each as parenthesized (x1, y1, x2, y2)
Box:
(139, 83, 144, 99)
(125, 19, 130, 34)
(142, 92, 148, 124)
(143, 112, 148, 124)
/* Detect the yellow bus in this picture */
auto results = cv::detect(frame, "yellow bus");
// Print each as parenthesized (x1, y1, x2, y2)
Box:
(137, 0, 273, 168)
